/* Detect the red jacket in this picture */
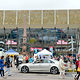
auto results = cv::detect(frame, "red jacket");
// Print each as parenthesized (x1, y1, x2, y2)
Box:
(76, 60, 79, 67)
(26, 57, 28, 61)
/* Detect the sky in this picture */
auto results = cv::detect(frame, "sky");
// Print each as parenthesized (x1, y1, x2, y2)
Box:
(0, 0, 80, 10)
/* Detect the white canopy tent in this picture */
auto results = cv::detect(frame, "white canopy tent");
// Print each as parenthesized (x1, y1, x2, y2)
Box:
(37, 49, 52, 59)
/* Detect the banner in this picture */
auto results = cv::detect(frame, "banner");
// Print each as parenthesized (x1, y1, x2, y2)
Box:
(49, 46, 53, 51)
(30, 47, 42, 51)
(57, 40, 68, 45)
(49, 46, 53, 56)
(6, 40, 17, 45)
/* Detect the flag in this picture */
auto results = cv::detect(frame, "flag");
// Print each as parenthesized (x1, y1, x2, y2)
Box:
(50, 47, 53, 57)
(35, 48, 37, 54)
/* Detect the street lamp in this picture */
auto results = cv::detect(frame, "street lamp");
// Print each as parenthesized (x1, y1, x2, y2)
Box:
(3, 27, 6, 51)
(29, 27, 31, 41)
(6, 33, 9, 50)
(41, 27, 43, 45)
(16, 27, 19, 52)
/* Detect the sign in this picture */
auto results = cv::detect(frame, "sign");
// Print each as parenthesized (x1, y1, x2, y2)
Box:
(6, 40, 17, 45)
(49, 46, 53, 51)
(30, 47, 42, 51)
(57, 40, 68, 45)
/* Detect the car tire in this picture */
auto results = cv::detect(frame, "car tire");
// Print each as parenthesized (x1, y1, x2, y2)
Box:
(50, 66, 59, 74)
(21, 66, 29, 73)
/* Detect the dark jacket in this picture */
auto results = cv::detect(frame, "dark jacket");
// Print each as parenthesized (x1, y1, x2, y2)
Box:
(6, 57, 10, 68)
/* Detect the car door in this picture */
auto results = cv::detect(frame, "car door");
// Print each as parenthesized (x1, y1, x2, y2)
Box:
(39, 60, 50, 71)
(29, 61, 40, 71)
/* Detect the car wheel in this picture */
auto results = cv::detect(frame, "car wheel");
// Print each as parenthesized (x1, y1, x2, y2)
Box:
(21, 66, 29, 73)
(50, 66, 59, 74)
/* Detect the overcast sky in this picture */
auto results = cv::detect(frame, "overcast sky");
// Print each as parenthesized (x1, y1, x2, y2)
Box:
(0, 0, 80, 10)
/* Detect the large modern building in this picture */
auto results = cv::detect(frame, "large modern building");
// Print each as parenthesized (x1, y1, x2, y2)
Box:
(0, 10, 80, 28)
(0, 10, 80, 55)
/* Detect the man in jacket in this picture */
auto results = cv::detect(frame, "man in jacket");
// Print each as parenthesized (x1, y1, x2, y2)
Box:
(5, 55, 11, 76)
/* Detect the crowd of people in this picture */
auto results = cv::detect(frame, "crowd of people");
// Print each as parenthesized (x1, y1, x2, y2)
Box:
(0, 54, 80, 80)
(53, 55, 80, 80)
(20, 54, 80, 80)
(0, 55, 12, 78)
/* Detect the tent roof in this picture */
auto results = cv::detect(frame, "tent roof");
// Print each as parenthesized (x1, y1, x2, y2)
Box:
(37, 49, 52, 56)
(5, 49, 19, 55)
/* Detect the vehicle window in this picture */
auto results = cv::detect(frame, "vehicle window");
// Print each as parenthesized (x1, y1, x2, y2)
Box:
(34, 61, 37, 63)
(34, 61, 40, 63)
(49, 60, 54, 63)
(48, 60, 50, 63)
(43, 60, 48, 63)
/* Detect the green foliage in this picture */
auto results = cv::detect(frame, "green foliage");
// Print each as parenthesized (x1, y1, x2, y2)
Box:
(29, 38, 37, 44)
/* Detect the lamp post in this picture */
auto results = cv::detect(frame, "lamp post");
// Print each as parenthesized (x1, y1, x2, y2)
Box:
(16, 27, 19, 52)
(29, 27, 30, 41)
(6, 33, 9, 50)
(4, 27, 5, 51)
(41, 27, 43, 45)
(71, 36, 74, 72)
(54, 27, 56, 54)
(67, 27, 69, 54)
(22, 15, 27, 56)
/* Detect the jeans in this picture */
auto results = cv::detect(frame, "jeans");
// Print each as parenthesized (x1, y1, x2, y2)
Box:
(5, 68, 11, 76)
(0, 70, 4, 77)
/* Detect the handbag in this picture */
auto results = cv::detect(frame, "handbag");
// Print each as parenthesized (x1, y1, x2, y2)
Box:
(61, 65, 65, 70)
(77, 67, 80, 72)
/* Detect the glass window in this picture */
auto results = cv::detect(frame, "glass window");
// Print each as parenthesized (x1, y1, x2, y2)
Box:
(49, 60, 54, 63)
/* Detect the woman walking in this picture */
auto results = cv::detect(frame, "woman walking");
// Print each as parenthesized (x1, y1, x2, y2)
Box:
(59, 56, 65, 79)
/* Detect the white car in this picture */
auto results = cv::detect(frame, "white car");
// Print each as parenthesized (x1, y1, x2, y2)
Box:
(18, 59, 60, 74)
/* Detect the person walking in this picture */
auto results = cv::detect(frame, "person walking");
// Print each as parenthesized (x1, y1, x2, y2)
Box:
(29, 56, 34, 63)
(74, 57, 80, 80)
(76, 58, 79, 72)
(74, 58, 79, 80)
(67, 60, 71, 71)
(59, 56, 65, 79)
(5, 55, 11, 76)
(25, 55, 28, 63)
(0, 56, 5, 77)
(10, 56, 13, 67)
(16, 56, 19, 68)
